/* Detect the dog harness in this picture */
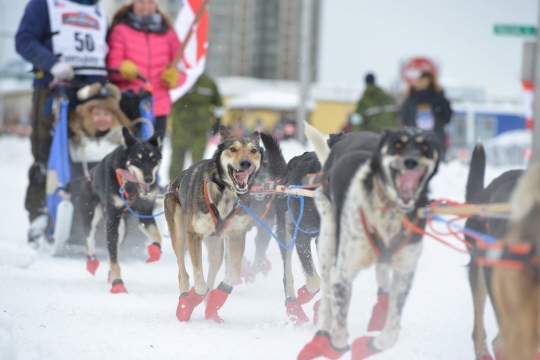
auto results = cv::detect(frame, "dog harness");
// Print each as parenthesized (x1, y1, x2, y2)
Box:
(203, 179, 248, 237)
(359, 208, 419, 263)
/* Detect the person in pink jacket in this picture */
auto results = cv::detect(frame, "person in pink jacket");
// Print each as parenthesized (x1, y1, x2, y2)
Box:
(107, 0, 183, 136)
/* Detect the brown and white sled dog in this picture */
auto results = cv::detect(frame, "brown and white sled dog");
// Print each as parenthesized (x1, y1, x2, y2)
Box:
(164, 126, 263, 323)
(298, 124, 440, 360)
(491, 159, 540, 360)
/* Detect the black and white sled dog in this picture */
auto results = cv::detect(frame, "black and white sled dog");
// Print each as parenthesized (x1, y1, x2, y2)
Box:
(78, 127, 163, 294)
(241, 133, 287, 282)
(298, 124, 440, 360)
(271, 131, 380, 325)
(464, 142, 524, 360)
(164, 126, 263, 323)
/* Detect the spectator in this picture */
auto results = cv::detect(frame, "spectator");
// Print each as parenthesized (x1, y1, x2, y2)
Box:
(15, 0, 109, 245)
(169, 73, 223, 180)
(69, 83, 132, 178)
(107, 0, 183, 137)
(354, 73, 398, 133)
(400, 71, 453, 158)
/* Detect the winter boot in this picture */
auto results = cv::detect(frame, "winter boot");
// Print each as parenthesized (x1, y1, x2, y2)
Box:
(27, 214, 48, 247)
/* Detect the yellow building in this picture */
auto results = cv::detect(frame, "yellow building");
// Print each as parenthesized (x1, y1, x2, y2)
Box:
(216, 77, 361, 135)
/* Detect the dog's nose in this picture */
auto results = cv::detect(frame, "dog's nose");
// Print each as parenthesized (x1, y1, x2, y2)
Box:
(239, 159, 252, 170)
(144, 175, 154, 184)
(404, 157, 419, 169)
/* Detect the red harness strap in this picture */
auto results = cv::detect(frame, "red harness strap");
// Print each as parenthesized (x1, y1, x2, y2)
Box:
(116, 171, 130, 199)
(203, 179, 247, 237)
(359, 208, 417, 263)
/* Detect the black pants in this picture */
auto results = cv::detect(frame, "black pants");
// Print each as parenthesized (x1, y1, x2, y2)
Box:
(154, 115, 167, 138)
(25, 87, 55, 222)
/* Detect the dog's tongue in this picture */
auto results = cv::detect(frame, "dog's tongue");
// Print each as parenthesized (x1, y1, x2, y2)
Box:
(235, 165, 255, 187)
(399, 169, 425, 198)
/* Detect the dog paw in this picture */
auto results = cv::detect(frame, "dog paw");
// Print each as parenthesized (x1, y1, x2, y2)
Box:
(298, 334, 347, 360)
(476, 352, 494, 360)
(205, 285, 230, 320)
(286, 300, 310, 325)
(86, 256, 99, 276)
(297, 285, 318, 305)
(206, 312, 225, 324)
(146, 242, 161, 263)
(110, 279, 128, 294)
(176, 287, 206, 322)
(351, 336, 379, 360)
(367, 293, 389, 331)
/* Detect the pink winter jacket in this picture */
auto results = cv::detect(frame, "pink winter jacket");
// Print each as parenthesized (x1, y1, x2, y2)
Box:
(107, 24, 181, 117)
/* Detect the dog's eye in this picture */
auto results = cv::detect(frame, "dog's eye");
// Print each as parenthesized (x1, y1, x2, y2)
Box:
(229, 147, 236, 152)
(251, 148, 257, 154)
(421, 144, 430, 152)
(394, 142, 403, 149)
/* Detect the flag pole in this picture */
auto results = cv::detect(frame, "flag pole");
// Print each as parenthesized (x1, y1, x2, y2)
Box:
(533, 0, 540, 160)
(171, 0, 211, 69)
(296, 0, 312, 145)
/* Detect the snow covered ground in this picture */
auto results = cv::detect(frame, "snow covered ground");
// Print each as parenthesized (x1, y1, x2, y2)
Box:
(0, 135, 521, 360)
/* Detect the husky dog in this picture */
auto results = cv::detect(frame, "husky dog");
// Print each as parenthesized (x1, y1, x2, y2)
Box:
(464, 143, 525, 360)
(79, 128, 163, 293)
(492, 158, 540, 360)
(298, 125, 440, 360)
(164, 126, 263, 323)
(241, 133, 287, 282)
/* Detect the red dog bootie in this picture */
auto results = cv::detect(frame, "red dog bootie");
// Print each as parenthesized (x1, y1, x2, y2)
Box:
(86, 255, 100, 275)
(205, 282, 232, 320)
(261, 255, 272, 276)
(206, 312, 225, 323)
(146, 242, 161, 263)
(176, 287, 206, 322)
(351, 336, 380, 360)
(297, 285, 318, 305)
(476, 352, 493, 360)
(110, 279, 128, 294)
(312, 299, 320, 326)
(286, 298, 310, 325)
(367, 293, 389, 331)
(297, 331, 348, 360)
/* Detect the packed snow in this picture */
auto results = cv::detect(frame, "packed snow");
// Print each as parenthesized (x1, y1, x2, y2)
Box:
(0, 134, 522, 360)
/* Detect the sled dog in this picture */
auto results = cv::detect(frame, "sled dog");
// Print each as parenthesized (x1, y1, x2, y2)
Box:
(298, 125, 440, 360)
(164, 126, 263, 323)
(79, 127, 163, 293)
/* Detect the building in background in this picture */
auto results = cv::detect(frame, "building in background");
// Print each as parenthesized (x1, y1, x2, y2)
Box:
(206, 0, 320, 82)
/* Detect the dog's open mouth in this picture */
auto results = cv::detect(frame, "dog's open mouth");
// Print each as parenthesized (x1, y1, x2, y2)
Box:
(391, 165, 427, 210)
(228, 164, 255, 193)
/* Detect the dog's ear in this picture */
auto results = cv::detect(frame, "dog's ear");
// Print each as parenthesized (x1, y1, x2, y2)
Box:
(147, 131, 163, 149)
(220, 125, 233, 141)
(249, 131, 260, 142)
(122, 127, 137, 147)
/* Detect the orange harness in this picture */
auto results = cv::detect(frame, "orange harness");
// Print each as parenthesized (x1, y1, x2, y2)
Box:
(203, 179, 248, 237)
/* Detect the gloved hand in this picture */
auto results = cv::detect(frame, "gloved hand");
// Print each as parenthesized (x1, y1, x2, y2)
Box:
(50, 62, 75, 81)
(161, 66, 179, 89)
(119, 60, 139, 81)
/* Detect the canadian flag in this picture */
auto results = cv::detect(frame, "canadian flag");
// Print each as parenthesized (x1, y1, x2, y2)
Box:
(170, 0, 209, 102)
(523, 80, 534, 129)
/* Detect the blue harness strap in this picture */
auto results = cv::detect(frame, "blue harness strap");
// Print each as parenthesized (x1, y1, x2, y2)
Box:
(119, 186, 164, 219)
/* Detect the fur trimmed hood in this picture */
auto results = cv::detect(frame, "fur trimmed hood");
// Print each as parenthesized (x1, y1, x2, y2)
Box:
(71, 83, 132, 142)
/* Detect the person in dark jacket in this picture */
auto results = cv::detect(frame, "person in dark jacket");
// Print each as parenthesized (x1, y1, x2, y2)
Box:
(353, 73, 398, 133)
(169, 73, 223, 180)
(400, 71, 452, 159)
(16, 0, 108, 245)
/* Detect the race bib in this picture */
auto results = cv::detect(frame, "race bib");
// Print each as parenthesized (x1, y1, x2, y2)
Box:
(47, 0, 108, 76)
(415, 104, 435, 131)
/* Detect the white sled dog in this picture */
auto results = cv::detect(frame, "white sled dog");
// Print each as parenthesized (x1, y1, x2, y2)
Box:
(298, 124, 440, 360)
